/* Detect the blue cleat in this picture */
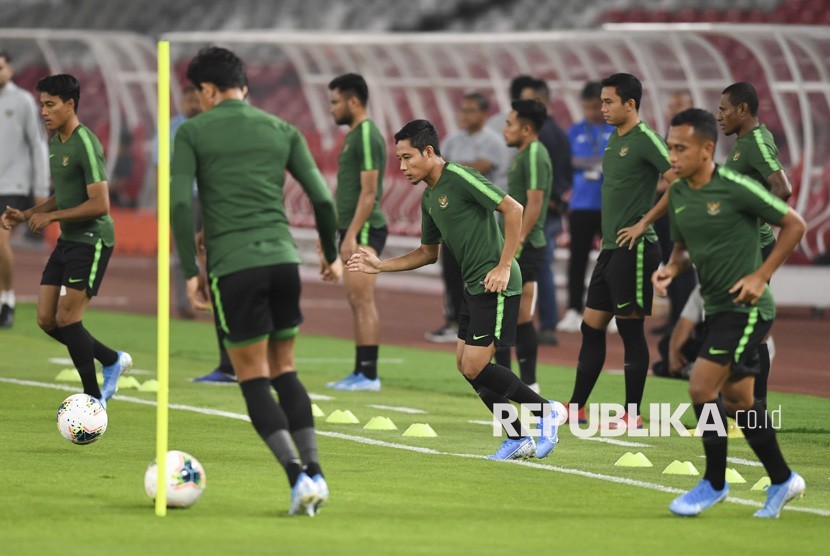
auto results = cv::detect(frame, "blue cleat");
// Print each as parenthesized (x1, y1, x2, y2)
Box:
(535, 401, 560, 459)
(101, 351, 132, 401)
(289, 472, 319, 517)
(670, 479, 729, 516)
(326, 372, 359, 390)
(329, 372, 381, 392)
(487, 436, 535, 460)
(754, 472, 805, 518)
(192, 368, 236, 383)
(310, 474, 329, 514)
(96, 396, 107, 410)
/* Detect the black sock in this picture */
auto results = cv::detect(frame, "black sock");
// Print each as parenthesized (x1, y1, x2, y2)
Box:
(465, 377, 523, 439)
(271, 372, 321, 476)
(475, 363, 547, 416)
(239, 378, 301, 485)
(736, 400, 791, 484)
(515, 322, 538, 385)
(494, 346, 512, 371)
(46, 326, 118, 367)
(58, 322, 101, 399)
(356, 345, 378, 380)
(754, 344, 770, 409)
(694, 399, 728, 491)
(617, 318, 649, 416)
(569, 321, 606, 408)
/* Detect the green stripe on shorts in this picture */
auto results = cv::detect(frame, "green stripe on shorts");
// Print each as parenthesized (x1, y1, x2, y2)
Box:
(224, 333, 269, 349)
(271, 326, 299, 342)
(360, 222, 370, 245)
(494, 293, 505, 340)
(88, 239, 103, 290)
(636, 242, 644, 309)
(210, 274, 231, 335)
(734, 307, 758, 364)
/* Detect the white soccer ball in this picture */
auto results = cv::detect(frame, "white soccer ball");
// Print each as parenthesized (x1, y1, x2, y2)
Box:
(56, 393, 108, 445)
(144, 450, 207, 508)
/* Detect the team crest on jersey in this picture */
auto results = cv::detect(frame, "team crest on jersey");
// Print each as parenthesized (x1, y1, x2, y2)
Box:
(732, 150, 741, 161)
(619, 145, 629, 157)
(707, 201, 721, 216)
(438, 195, 448, 209)
(62, 155, 70, 167)
(343, 143, 350, 153)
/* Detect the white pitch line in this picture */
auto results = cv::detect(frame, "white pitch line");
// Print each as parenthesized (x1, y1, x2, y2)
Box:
(698, 455, 765, 468)
(309, 393, 335, 401)
(2, 376, 828, 518)
(368, 404, 426, 414)
(48, 357, 154, 375)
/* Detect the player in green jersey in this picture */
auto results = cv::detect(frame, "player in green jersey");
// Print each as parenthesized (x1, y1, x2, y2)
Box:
(1, 74, 130, 407)
(567, 73, 678, 428)
(718, 82, 793, 409)
(326, 73, 388, 392)
(654, 108, 805, 518)
(494, 99, 552, 392)
(348, 119, 561, 461)
(171, 47, 341, 516)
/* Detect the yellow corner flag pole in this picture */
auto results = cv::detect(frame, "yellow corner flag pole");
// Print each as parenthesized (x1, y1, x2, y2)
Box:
(155, 39, 171, 517)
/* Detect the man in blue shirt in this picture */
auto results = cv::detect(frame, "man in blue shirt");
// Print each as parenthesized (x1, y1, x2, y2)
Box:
(558, 82, 614, 333)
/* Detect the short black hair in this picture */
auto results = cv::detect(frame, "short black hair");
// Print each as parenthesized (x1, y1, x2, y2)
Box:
(601, 73, 642, 110)
(722, 82, 759, 117)
(670, 108, 718, 145)
(531, 78, 550, 101)
(186, 46, 247, 91)
(509, 75, 536, 101)
(36, 74, 81, 112)
(580, 81, 603, 100)
(394, 119, 441, 156)
(328, 73, 369, 107)
(511, 99, 547, 132)
(463, 91, 489, 112)
(0, 50, 11, 63)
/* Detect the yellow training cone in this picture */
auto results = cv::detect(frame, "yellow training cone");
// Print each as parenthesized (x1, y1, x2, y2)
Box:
(55, 368, 81, 383)
(725, 468, 746, 484)
(751, 477, 771, 492)
(138, 379, 159, 392)
(614, 452, 652, 467)
(311, 404, 325, 418)
(326, 409, 360, 424)
(117, 376, 141, 390)
(402, 423, 437, 437)
(662, 460, 699, 475)
(363, 416, 397, 431)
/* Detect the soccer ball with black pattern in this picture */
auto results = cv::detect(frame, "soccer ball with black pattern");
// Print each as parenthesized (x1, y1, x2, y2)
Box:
(144, 450, 207, 508)
(56, 393, 108, 445)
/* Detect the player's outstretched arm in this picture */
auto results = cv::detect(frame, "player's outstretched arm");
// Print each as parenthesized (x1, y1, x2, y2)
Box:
(348, 244, 439, 275)
(30, 182, 109, 232)
(730, 208, 805, 305)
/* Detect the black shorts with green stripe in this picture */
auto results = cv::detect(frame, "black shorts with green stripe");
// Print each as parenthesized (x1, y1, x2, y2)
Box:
(586, 240, 661, 316)
(458, 289, 520, 347)
(41, 238, 113, 297)
(338, 225, 388, 256)
(516, 243, 546, 284)
(698, 310, 773, 376)
(209, 263, 304, 348)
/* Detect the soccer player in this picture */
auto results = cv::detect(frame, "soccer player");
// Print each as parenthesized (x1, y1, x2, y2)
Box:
(567, 73, 676, 427)
(326, 73, 387, 392)
(347, 119, 560, 461)
(0, 50, 50, 329)
(654, 108, 805, 518)
(1, 74, 131, 406)
(718, 82, 792, 409)
(495, 99, 552, 392)
(170, 47, 342, 516)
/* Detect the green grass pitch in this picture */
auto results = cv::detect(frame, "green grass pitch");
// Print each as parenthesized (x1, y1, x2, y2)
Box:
(1, 304, 828, 555)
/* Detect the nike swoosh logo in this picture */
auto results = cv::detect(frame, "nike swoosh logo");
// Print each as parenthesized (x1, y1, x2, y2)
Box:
(674, 206, 687, 214)
(50, 154, 55, 159)
(616, 301, 632, 309)
(708, 347, 730, 355)
(67, 278, 84, 283)
(472, 333, 489, 340)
